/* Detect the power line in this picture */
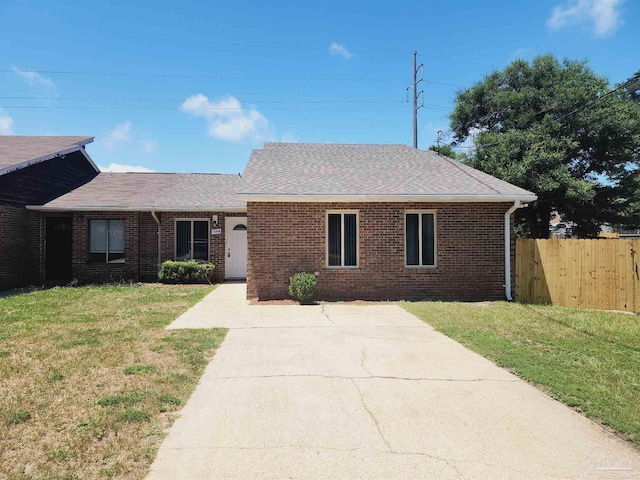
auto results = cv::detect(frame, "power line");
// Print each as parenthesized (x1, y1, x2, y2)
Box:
(1, 68, 404, 83)
(0, 104, 412, 111)
(0, 95, 412, 105)
(2, 68, 467, 88)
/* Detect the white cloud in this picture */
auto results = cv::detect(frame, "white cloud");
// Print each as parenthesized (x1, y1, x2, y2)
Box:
(329, 42, 354, 59)
(105, 121, 133, 149)
(11, 66, 57, 92)
(141, 140, 157, 153)
(0, 109, 14, 135)
(98, 163, 155, 173)
(280, 132, 298, 143)
(180, 94, 272, 142)
(547, 0, 622, 36)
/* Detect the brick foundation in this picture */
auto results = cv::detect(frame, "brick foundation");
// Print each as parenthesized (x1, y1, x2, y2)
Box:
(247, 202, 515, 301)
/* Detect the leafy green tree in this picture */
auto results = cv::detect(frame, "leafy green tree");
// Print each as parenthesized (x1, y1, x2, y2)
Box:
(427, 143, 459, 159)
(450, 55, 640, 238)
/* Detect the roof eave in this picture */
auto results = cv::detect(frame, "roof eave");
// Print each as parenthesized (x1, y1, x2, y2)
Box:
(26, 205, 247, 212)
(236, 193, 538, 203)
(0, 137, 96, 176)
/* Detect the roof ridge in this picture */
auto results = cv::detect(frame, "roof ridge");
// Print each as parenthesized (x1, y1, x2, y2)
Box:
(263, 142, 410, 147)
(97, 172, 240, 176)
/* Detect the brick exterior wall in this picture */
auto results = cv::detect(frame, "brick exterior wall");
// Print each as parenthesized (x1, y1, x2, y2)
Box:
(0, 206, 42, 290)
(246, 202, 515, 301)
(71, 212, 141, 283)
(53, 210, 245, 285)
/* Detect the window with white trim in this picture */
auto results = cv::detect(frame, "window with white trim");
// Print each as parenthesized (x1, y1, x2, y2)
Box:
(327, 212, 358, 267)
(175, 220, 209, 261)
(405, 211, 436, 267)
(89, 219, 125, 263)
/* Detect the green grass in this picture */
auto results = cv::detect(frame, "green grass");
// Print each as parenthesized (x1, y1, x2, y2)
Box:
(403, 301, 640, 444)
(0, 283, 226, 479)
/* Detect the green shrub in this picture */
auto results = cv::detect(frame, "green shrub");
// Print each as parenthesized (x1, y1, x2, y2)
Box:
(158, 260, 214, 284)
(288, 272, 317, 304)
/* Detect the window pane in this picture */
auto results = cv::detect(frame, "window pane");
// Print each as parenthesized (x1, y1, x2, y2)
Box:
(176, 221, 191, 261)
(328, 214, 341, 266)
(422, 214, 435, 266)
(343, 213, 357, 266)
(90, 252, 106, 263)
(193, 221, 209, 261)
(90, 220, 107, 253)
(108, 220, 125, 253)
(406, 214, 419, 265)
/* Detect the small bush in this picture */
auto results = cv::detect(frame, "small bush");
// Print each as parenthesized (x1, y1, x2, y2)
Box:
(158, 260, 215, 284)
(288, 272, 317, 304)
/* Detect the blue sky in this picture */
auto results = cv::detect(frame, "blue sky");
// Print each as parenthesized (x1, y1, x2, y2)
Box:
(0, 0, 638, 173)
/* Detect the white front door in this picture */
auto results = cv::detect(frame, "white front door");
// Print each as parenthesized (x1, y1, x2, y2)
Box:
(225, 217, 247, 279)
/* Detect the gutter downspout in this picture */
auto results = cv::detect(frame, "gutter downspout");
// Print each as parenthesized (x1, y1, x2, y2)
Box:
(504, 200, 522, 301)
(151, 212, 161, 277)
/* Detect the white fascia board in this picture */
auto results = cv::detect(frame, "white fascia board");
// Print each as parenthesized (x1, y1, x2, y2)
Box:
(26, 205, 247, 213)
(0, 138, 95, 177)
(237, 193, 538, 203)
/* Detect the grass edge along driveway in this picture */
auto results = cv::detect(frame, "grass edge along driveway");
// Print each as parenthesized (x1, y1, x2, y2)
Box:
(403, 301, 640, 447)
(0, 284, 225, 480)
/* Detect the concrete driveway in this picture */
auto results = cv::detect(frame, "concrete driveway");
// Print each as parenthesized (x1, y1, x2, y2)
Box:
(148, 283, 640, 479)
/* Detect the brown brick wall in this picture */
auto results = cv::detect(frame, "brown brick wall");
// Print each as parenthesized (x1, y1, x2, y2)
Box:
(59, 210, 244, 284)
(71, 212, 141, 283)
(0, 206, 42, 290)
(156, 211, 236, 283)
(247, 202, 515, 301)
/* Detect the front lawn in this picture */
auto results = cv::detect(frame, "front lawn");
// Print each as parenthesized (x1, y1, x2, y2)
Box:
(403, 301, 640, 445)
(0, 284, 225, 479)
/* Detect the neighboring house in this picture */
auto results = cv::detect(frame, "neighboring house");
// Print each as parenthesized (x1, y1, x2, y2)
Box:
(1, 138, 538, 301)
(239, 143, 536, 300)
(0, 136, 98, 290)
(28, 172, 245, 284)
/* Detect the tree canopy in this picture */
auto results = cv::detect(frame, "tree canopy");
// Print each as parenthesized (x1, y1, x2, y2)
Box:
(427, 143, 460, 160)
(450, 55, 640, 238)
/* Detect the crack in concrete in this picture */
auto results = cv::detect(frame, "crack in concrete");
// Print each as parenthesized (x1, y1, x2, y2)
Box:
(349, 378, 393, 453)
(206, 373, 518, 383)
(320, 304, 336, 325)
(358, 343, 374, 376)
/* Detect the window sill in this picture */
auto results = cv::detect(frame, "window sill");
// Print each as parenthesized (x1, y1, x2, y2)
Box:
(405, 265, 438, 270)
(325, 266, 359, 270)
(88, 261, 126, 266)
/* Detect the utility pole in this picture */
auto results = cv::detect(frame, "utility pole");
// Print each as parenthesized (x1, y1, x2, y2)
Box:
(407, 50, 424, 149)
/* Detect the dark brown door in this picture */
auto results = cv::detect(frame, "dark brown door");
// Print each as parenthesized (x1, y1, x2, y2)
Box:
(45, 217, 73, 282)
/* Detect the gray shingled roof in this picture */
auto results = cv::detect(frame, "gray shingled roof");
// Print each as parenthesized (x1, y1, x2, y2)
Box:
(241, 143, 536, 201)
(34, 173, 246, 210)
(0, 136, 94, 174)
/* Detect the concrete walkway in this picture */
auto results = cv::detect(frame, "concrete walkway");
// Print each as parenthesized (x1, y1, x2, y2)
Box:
(149, 283, 640, 479)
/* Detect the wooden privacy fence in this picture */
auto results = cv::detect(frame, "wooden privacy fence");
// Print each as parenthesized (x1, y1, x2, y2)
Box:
(515, 239, 639, 313)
